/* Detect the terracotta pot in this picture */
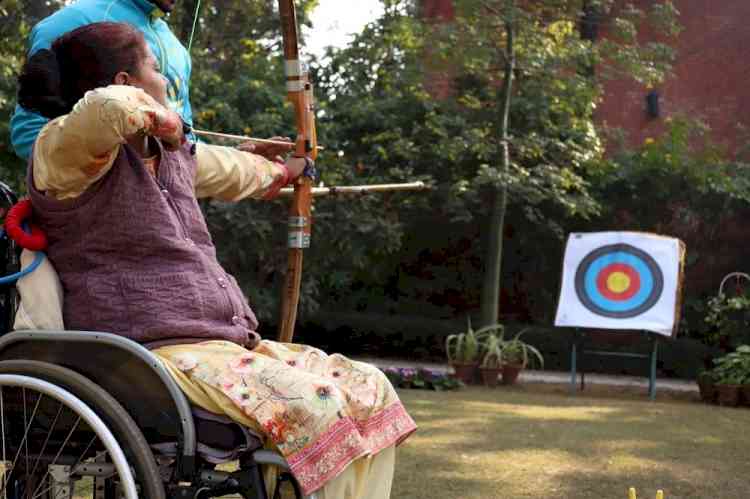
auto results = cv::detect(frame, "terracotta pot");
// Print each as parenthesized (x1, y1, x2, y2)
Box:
(501, 364, 524, 385)
(716, 384, 742, 407)
(697, 378, 716, 404)
(480, 367, 503, 387)
(451, 363, 478, 385)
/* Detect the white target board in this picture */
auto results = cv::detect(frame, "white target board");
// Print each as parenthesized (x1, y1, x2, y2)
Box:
(554, 232, 685, 337)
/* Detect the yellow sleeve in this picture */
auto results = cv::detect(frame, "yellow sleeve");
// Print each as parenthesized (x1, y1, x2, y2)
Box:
(32, 85, 183, 200)
(193, 143, 290, 201)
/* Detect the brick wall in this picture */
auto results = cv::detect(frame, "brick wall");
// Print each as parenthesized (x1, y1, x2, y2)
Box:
(597, 0, 750, 155)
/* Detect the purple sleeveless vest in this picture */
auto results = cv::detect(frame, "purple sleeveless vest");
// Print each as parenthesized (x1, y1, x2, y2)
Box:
(28, 141, 260, 348)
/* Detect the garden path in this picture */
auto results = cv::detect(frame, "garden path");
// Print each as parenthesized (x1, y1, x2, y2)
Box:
(353, 357, 698, 393)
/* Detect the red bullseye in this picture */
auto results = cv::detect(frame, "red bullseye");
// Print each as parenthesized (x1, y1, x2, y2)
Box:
(595, 263, 640, 301)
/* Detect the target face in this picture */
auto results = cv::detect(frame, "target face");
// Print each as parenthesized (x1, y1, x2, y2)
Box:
(574, 243, 664, 318)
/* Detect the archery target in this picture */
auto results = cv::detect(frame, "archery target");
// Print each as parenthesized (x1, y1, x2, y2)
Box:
(575, 244, 663, 318)
(555, 232, 685, 337)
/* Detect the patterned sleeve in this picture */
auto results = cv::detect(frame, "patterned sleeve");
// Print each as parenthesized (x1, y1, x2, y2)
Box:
(193, 143, 290, 201)
(32, 85, 183, 199)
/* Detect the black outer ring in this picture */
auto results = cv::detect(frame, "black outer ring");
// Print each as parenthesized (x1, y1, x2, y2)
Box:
(574, 243, 664, 319)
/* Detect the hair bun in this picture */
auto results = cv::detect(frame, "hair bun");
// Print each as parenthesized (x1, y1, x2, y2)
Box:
(17, 48, 70, 119)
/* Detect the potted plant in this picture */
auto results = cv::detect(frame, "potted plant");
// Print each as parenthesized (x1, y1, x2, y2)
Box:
(714, 372, 743, 407)
(734, 345, 750, 406)
(479, 329, 505, 387)
(500, 329, 544, 385)
(445, 317, 483, 384)
(705, 294, 750, 349)
(711, 346, 750, 407)
(696, 369, 716, 404)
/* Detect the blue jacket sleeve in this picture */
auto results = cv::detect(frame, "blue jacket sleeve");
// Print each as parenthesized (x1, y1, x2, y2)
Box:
(181, 49, 194, 127)
(10, 105, 48, 161)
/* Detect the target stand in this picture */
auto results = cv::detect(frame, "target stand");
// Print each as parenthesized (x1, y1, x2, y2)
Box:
(569, 329, 660, 400)
(555, 232, 685, 401)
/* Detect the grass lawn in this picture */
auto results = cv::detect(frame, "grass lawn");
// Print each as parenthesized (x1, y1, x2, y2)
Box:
(392, 384, 750, 499)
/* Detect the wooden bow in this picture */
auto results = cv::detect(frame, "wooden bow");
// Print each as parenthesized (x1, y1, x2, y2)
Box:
(277, 0, 317, 343)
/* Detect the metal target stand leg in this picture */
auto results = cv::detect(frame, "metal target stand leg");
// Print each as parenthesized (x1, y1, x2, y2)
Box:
(648, 333, 659, 401)
(569, 329, 581, 395)
(570, 338, 578, 395)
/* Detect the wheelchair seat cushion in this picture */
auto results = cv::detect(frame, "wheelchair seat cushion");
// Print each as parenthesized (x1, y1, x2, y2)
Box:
(13, 248, 64, 330)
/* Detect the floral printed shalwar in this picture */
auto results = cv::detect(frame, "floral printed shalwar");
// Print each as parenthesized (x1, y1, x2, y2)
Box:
(154, 340, 417, 495)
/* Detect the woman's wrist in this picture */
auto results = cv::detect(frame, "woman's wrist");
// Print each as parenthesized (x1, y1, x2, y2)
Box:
(275, 160, 292, 186)
(261, 160, 292, 200)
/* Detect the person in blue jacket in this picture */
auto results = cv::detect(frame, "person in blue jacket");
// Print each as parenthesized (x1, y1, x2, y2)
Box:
(11, 0, 192, 161)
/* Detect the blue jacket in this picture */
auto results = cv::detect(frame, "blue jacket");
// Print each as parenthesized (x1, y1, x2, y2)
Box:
(11, 0, 192, 160)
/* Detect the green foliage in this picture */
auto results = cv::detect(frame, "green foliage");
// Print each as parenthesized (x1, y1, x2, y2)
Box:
(445, 316, 483, 364)
(704, 294, 750, 348)
(710, 345, 750, 385)
(499, 328, 544, 368)
(598, 116, 748, 226)
(472, 322, 544, 369)
(480, 326, 505, 368)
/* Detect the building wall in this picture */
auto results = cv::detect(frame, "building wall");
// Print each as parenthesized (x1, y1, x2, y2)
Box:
(597, 0, 750, 155)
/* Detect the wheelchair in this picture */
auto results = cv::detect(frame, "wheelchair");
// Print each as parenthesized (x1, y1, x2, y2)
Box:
(0, 182, 308, 499)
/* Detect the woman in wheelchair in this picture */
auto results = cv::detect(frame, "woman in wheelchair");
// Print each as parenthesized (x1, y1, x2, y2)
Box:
(16, 21, 416, 499)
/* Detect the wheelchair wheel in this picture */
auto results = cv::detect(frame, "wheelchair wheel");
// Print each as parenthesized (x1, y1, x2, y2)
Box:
(0, 361, 165, 499)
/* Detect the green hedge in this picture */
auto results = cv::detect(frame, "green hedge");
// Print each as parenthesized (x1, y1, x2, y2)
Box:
(293, 312, 721, 380)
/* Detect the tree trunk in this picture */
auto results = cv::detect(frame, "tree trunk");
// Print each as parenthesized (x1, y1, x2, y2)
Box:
(480, 5, 515, 327)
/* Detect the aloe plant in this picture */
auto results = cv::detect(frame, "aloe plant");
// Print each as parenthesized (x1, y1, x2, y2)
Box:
(480, 332, 504, 369)
(445, 317, 499, 364)
(445, 317, 479, 364)
(501, 329, 544, 369)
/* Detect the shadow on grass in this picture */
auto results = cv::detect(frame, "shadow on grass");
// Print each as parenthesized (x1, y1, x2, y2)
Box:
(393, 386, 750, 499)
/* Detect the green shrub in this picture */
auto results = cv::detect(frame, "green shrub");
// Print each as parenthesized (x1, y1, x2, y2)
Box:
(704, 294, 750, 348)
(710, 345, 750, 385)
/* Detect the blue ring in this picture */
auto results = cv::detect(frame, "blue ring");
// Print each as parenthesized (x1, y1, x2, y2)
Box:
(583, 252, 654, 312)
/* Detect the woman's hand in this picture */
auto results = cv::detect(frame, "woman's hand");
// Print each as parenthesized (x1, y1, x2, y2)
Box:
(148, 108, 185, 151)
(284, 157, 308, 179)
(237, 136, 294, 161)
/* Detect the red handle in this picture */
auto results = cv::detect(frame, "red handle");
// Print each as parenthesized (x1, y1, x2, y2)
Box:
(4, 199, 47, 251)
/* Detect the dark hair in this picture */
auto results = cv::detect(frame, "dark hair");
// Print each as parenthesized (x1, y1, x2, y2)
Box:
(18, 22, 147, 119)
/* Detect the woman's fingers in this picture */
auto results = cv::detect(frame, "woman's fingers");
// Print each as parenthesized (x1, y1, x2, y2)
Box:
(238, 137, 294, 159)
(236, 141, 256, 153)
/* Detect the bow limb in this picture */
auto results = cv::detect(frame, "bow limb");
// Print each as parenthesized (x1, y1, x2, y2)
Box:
(277, 0, 317, 343)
